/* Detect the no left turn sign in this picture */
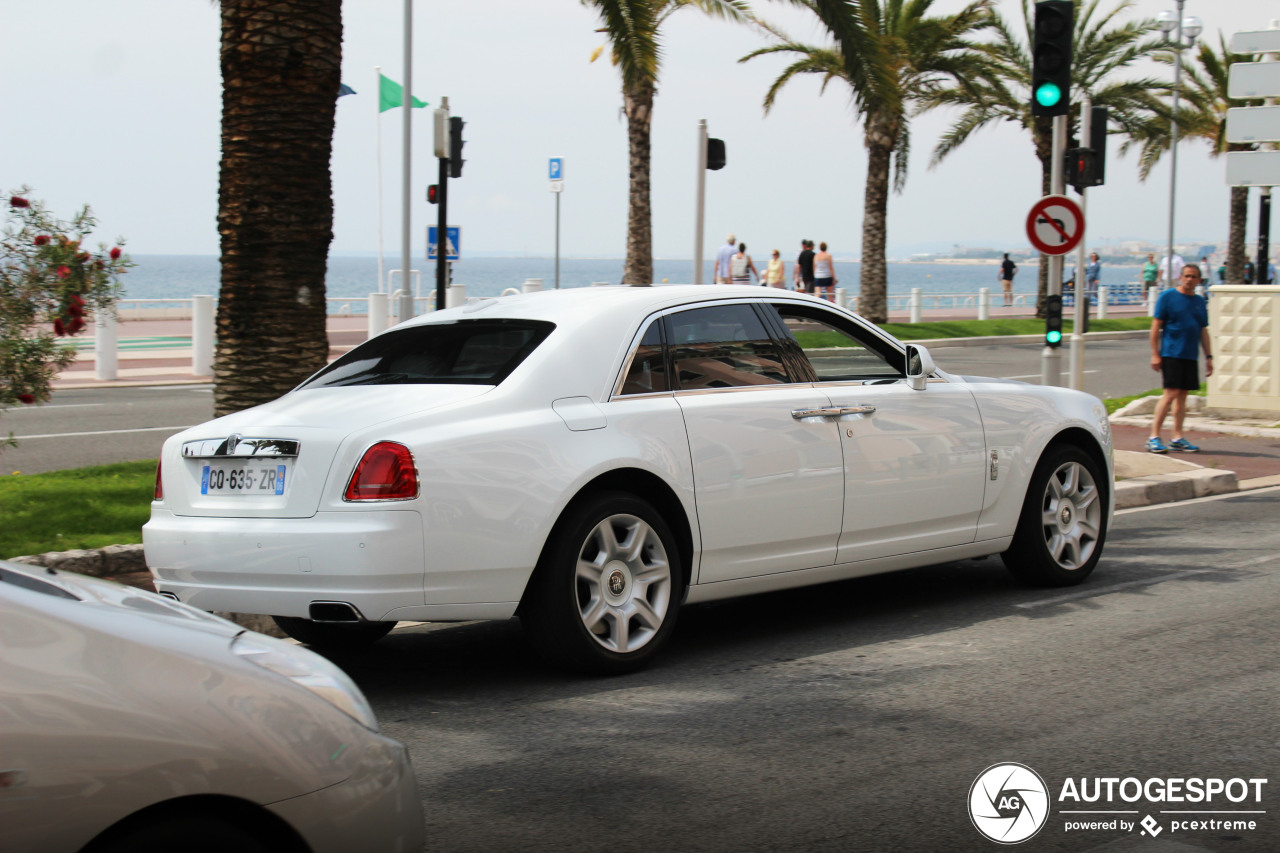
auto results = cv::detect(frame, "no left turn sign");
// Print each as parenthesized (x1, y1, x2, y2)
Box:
(1026, 195, 1085, 256)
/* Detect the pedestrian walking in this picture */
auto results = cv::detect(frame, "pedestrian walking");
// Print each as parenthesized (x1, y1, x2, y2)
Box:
(795, 239, 815, 294)
(1147, 264, 1212, 454)
(1157, 252, 1184, 288)
(813, 241, 836, 302)
(764, 249, 786, 288)
(714, 233, 736, 284)
(1216, 263, 1226, 285)
(1085, 252, 1101, 302)
(1142, 253, 1159, 295)
(1243, 259, 1255, 284)
(999, 253, 1018, 307)
(1267, 257, 1278, 285)
(730, 242, 760, 284)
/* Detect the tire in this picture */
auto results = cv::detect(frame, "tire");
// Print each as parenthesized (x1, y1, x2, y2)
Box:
(521, 491, 683, 675)
(1002, 444, 1107, 587)
(87, 814, 277, 853)
(272, 615, 395, 650)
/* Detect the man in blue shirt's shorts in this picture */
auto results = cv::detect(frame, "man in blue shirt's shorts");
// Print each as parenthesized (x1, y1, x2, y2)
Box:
(1148, 265, 1212, 453)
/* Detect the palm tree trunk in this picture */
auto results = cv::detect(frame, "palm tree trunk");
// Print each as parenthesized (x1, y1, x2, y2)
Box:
(1226, 185, 1248, 284)
(621, 79, 654, 286)
(214, 0, 341, 417)
(859, 114, 894, 324)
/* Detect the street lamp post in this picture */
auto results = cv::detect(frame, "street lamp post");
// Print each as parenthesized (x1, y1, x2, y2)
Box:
(1157, 4, 1203, 289)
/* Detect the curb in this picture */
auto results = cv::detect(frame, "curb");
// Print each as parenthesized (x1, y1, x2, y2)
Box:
(1114, 468, 1238, 509)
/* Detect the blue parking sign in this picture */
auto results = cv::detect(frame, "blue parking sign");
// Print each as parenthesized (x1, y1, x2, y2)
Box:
(549, 158, 563, 181)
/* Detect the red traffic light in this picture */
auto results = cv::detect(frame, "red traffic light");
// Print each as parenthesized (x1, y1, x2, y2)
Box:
(427, 184, 439, 204)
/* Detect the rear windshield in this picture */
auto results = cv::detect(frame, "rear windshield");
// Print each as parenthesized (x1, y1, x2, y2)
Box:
(299, 319, 556, 389)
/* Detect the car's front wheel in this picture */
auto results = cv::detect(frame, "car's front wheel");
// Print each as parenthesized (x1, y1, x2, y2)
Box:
(1002, 443, 1107, 586)
(272, 616, 395, 650)
(522, 491, 683, 675)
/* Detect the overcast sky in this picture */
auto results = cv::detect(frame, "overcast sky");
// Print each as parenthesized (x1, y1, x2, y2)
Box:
(5, 0, 1278, 260)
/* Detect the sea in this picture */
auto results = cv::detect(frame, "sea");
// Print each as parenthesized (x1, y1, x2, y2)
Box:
(120, 254, 1146, 311)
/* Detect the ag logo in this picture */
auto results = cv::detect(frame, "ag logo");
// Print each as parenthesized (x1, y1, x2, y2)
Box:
(969, 763, 1050, 844)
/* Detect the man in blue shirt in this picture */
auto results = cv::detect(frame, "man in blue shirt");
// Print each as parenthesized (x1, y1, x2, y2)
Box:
(1147, 264, 1212, 453)
(1085, 252, 1101, 302)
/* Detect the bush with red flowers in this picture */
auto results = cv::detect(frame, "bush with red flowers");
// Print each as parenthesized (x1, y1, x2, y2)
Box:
(2, 187, 130, 426)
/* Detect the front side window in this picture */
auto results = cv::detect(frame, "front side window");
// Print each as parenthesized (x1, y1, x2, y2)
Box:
(667, 304, 789, 390)
(768, 304, 903, 381)
(299, 319, 555, 388)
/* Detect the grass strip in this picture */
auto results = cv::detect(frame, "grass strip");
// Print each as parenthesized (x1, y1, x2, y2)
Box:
(1, 461, 153, 558)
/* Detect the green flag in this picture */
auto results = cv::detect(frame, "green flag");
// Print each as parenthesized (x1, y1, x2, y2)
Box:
(379, 74, 428, 113)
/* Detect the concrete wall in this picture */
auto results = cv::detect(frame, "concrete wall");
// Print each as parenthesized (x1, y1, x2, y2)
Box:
(1208, 284, 1280, 415)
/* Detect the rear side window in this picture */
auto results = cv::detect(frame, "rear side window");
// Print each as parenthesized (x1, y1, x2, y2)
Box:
(667, 304, 789, 389)
(299, 319, 555, 388)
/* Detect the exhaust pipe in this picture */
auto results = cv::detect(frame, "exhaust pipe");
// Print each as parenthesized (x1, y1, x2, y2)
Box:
(309, 601, 363, 623)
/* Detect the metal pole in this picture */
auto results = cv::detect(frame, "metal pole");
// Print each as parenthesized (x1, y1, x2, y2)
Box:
(555, 192, 561, 289)
(437, 146, 448, 309)
(375, 66, 385, 294)
(1261, 190, 1273, 282)
(693, 119, 707, 284)
(1042, 113, 1068, 387)
(1069, 94, 1091, 391)
(1165, 0, 1184, 292)
(398, 0, 414, 323)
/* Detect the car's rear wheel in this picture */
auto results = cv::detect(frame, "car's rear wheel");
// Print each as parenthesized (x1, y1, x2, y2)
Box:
(1002, 444, 1107, 586)
(272, 616, 395, 650)
(522, 491, 682, 675)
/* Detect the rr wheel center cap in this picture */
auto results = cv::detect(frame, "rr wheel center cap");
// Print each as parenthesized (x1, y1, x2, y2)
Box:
(602, 561, 633, 605)
(1059, 503, 1074, 527)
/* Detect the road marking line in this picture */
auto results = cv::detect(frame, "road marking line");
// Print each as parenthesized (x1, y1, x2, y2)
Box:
(5, 403, 106, 413)
(1001, 370, 1099, 380)
(16, 425, 193, 440)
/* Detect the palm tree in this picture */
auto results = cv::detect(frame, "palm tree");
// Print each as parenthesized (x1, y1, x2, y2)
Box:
(1123, 34, 1258, 284)
(214, 0, 342, 416)
(927, 0, 1167, 312)
(585, 0, 751, 286)
(743, 0, 990, 323)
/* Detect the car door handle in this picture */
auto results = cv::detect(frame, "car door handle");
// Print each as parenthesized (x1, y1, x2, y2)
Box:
(791, 406, 876, 420)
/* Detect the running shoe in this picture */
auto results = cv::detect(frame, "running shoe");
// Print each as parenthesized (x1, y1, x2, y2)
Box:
(1169, 437, 1200, 452)
(1146, 437, 1168, 454)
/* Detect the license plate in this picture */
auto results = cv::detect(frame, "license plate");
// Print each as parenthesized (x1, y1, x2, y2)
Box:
(201, 462, 288, 496)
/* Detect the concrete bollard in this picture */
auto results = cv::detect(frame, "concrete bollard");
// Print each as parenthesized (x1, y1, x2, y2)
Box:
(1098, 286, 1109, 319)
(192, 295, 214, 376)
(94, 311, 118, 381)
(835, 287, 847, 309)
(367, 292, 388, 338)
(909, 287, 923, 324)
(1147, 287, 1158, 317)
(978, 287, 990, 321)
(446, 284, 468, 308)
(523, 278, 543, 293)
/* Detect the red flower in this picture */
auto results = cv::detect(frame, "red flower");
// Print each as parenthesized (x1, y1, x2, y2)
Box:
(56, 265, 71, 278)
(53, 318, 66, 336)
(70, 294, 85, 308)
(109, 247, 122, 260)
(34, 235, 49, 246)
(9, 196, 30, 208)
(17, 394, 36, 405)
(67, 317, 85, 335)
(68, 302, 85, 318)
(76, 251, 89, 263)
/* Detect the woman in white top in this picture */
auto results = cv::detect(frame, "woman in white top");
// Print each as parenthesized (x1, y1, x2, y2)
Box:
(730, 242, 760, 284)
(813, 241, 836, 302)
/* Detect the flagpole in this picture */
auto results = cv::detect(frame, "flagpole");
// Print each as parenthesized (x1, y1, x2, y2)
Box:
(375, 66, 385, 294)
(398, 0, 414, 322)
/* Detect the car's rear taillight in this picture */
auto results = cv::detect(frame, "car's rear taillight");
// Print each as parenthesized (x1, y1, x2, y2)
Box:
(344, 442, 419, 501)
(154, 459, 164, 501)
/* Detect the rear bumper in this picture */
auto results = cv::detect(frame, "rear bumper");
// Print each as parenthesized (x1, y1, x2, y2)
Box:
(143, 509, 427, 621)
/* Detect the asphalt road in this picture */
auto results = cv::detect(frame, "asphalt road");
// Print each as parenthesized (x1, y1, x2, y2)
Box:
(2, 337, 1156, 476)
(329, 489, 1280, 853)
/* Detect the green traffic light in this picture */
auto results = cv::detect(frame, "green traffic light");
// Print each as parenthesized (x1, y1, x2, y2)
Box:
(1046, 330, 1062, 344)
(1035, 81, 1062, 108)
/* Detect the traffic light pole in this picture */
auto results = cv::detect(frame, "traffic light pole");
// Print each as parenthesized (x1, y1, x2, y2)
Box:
(1042, 113, 1068, 388)
(436, 153, 449, 311)
(693, 119, 708, 284)
(1069, 93, 1091, 391)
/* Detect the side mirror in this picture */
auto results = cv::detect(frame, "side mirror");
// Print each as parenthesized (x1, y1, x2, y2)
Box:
(905, 344, 935, 391)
